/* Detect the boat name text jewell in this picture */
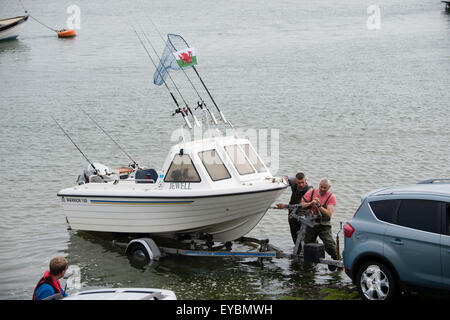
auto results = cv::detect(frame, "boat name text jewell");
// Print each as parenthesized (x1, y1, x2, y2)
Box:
(169, 182, 192, 190)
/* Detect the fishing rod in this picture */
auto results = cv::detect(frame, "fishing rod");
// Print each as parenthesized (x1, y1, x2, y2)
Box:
(195, 66, 231, 126)
(165, 33, 227, 125)
(147, 17, 218, 126)
(50, 115, 102, 177)
(139, 25, 200, 128)
(80, 108, 139, 169)
(192, 63, 227, 124)
(132, 25, 192, 129)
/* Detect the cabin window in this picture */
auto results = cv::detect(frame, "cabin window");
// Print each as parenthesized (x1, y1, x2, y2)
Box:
(199, 149, 231, 182)
(224, 145, 255, 175)
(241, 144, 266, 173)
(164, 154, 201, 183)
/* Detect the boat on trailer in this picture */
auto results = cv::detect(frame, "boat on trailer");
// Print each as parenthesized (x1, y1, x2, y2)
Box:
(57, 135, 288, 242)
(0, 15, 28, 41)
(56, 31, 287, 244)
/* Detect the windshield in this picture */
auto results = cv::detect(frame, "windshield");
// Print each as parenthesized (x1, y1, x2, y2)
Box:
(224, 145, 255, 175)
(164, 154, 201, 182)
(241, 143, 266, 173)
(199, 149, 231, 181)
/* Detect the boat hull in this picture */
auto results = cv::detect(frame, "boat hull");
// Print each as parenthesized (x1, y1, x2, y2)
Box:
(59, 187, 286, 242)
(0, 16, 28, 41)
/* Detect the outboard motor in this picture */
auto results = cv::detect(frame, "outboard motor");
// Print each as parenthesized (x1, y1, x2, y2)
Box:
(77, 171, 88, 185)
(82, 163, 120, 183)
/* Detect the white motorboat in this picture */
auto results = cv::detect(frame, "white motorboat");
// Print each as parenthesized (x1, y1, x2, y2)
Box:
(0, 15, 28, 41)
(57, 135, 287, 242)
(57, 31, 287, 243)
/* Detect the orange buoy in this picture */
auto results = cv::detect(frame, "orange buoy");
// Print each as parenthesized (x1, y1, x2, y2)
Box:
(57, 29, 76, 38)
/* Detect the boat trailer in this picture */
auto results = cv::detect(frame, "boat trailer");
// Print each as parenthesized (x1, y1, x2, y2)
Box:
(114, 206, 344, 270)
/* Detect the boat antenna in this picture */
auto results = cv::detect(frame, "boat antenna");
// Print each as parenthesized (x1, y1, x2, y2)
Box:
(138, 25, 200, 128)
(132, 25, 192, 129)
(147, 17, 218, 126)
(80, 108, 139, 169)
(50, 115, 100, 175)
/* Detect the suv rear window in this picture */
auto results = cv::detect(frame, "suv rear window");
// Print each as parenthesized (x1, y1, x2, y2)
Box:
(369, 199, 400, 223)
(397, 199, 441, 234)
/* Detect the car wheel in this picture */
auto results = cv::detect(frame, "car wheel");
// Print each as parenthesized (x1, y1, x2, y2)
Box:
(356, 261, 396, 300)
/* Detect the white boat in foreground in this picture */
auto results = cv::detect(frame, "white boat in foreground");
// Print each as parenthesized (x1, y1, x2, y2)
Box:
(62, 288, 176, 300)
(57, 135, 288, 242)
(0, 15, 28, 41)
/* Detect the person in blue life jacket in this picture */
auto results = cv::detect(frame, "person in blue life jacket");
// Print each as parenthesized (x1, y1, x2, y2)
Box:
(32, 256, 68, 300)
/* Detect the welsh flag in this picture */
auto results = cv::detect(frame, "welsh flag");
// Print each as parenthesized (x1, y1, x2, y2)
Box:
(173, 48, 197, 68)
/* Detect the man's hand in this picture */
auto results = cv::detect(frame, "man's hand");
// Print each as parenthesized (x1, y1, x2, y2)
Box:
(276, 203, 286, 209)
(312, 198, 321, 207)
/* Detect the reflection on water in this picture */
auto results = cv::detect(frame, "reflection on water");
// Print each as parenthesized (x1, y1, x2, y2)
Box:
(0, 38, 30, 63)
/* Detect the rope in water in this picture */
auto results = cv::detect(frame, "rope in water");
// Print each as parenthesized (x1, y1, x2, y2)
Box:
(28, 15, 58, 33)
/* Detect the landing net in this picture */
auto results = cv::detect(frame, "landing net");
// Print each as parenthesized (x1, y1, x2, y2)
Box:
(153, 34, 193, 86)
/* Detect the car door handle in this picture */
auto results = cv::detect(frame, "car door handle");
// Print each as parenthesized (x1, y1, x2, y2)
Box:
(390, 239, 404, 245)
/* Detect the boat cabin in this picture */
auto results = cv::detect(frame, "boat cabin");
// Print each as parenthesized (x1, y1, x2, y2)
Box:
(76, 135, 272, 191)
(157, 135, 271, 190)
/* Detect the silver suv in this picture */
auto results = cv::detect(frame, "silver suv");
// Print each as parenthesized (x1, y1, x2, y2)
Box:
(343, 179, 450, 300)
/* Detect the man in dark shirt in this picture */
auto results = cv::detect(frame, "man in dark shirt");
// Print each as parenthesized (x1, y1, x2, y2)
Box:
(276, 172, 312, 245)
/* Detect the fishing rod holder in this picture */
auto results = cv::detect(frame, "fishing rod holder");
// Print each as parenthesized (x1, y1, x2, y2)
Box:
(172, 107, 188, 116)
(195, 101, 205, 110)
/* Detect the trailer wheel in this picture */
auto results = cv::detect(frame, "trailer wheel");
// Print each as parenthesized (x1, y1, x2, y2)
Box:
(355, 261, 397, 300)
(128, 243, 151, 264)
(126, 238, 161, 266)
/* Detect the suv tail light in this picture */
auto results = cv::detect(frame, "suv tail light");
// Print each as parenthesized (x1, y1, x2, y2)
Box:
(344, 223, 355, 238)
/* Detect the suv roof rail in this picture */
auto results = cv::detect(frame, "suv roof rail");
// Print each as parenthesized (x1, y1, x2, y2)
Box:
(417, 178, 450, 184)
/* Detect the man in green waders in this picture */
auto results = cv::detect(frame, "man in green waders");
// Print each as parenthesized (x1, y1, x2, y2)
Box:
(276, 172, 313, 246)
(301, 178, 338, 262)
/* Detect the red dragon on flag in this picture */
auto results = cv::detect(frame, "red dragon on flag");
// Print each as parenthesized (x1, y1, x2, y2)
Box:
(178, 50, 193, 65)
(174, 48, 197, 68)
